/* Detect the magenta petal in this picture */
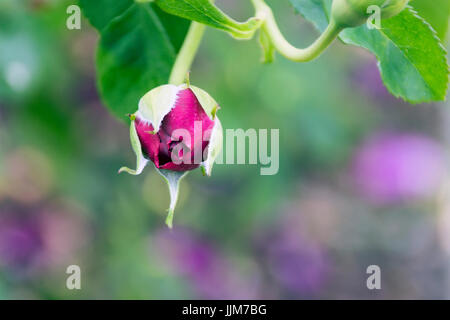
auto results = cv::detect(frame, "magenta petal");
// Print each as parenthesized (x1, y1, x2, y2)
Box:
(161, 88, 215, 154)
(155, 88, 215, 170)
(134, 88, 217, 172)
(134, 117, 160, 167)
(158, 130, 175, 167)
(159, 162, 200, 172)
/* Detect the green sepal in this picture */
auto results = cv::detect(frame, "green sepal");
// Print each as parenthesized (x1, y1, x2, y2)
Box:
(138, 84, 179, 132)
(188, 85, 223, 176)
(201, 117, 223, 176)
(156, 168, 188, 228)
(118, 118, 149, 175)
(189, 85, 220, 120)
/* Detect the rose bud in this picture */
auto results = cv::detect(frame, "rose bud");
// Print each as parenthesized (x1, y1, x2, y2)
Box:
(331, 0, 409, 28)
(119, 83, 223, 228)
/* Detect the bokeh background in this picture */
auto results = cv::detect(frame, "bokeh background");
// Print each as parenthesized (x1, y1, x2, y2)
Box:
(0, 0, 449, 299)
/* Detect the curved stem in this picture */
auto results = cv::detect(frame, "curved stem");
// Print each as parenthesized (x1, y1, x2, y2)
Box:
(252, 0, 343, 62)
(169, 22, 206, 85)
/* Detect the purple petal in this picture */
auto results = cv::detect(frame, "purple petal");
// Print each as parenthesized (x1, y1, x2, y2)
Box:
(134, 117, 160, 166)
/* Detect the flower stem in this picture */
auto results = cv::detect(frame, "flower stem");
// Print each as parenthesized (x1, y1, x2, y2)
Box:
(169, 22, 206, 85)
(252, 0, 343, 62)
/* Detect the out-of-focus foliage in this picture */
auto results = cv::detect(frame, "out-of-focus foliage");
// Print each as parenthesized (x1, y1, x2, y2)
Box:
(0, 0, 449, 299)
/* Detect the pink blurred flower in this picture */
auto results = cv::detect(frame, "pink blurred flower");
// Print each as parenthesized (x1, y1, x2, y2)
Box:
(0, 215, 42, 269)
(0, 203, 90, 275)
(352, 133, 446, 204)
(0, 147, 53, 205)
(351, 56, 392, 101)
(152, 228, 261, 299)
(256, 219, 329, 296)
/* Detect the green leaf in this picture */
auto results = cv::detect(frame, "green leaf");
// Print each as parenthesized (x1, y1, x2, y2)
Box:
(79, 0, 133, 31)
(290, 0, 449, 103)
(154, 7, 191, 52)
(343, 7, 449, 102)
(154, 0, 261, 39)
(95, 2, 188, 119)
(80, 0, 188, 51)
(409, 0, 450, 41)
(291, 0, 330, 31)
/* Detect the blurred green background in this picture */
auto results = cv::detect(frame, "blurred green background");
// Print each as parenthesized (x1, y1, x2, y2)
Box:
(0, 0, 449, 299)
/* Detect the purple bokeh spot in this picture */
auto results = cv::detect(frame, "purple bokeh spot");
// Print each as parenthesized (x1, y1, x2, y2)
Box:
(0, 218, 43, 268)
(352, 132, 445, 204)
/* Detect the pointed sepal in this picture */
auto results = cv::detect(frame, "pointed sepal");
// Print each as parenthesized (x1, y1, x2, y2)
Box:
(202, 117, 223, 176)
(119, 118, 148, 175)
(189, 85, 220, 120)
(137, 84, 179, 132)
(156, 168, 188, 228)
